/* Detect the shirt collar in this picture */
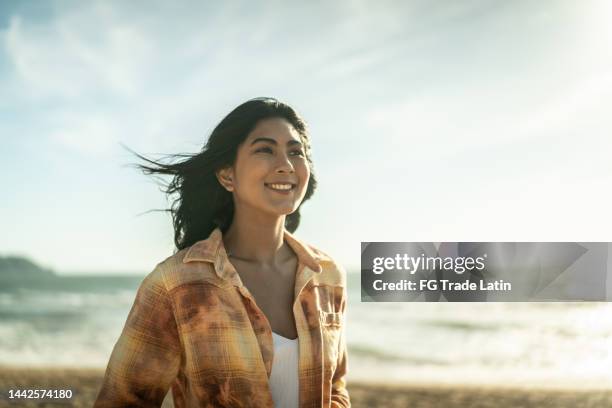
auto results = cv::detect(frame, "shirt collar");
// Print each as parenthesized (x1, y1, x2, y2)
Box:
(182, 227, 329, 279)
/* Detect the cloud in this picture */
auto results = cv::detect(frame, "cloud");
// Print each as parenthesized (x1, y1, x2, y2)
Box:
(362, 70, 612, 169)
(4, 9, 154, 100)
(2, 1, 426, 155)
(49, 112, 119, 154)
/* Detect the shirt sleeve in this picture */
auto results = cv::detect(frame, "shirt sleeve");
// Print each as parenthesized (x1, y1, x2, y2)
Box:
(331, 283, 351, 407)
(94, 264, 181, 407)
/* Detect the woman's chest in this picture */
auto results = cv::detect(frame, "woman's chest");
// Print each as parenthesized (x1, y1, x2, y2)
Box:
(237, 265, 298, 338)
(171, 280, 342, 361)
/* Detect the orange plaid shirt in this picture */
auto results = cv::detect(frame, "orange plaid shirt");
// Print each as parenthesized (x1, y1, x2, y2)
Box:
(94, 227, 350, 407)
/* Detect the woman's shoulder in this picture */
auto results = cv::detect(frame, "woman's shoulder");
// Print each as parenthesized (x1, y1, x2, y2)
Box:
(141, 246, 222, 292)
(285, 230, 346, 282)
(304, 243, 347, 288)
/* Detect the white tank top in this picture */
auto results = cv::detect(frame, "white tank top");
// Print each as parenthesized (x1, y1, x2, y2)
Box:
(269, 332, 299, 408)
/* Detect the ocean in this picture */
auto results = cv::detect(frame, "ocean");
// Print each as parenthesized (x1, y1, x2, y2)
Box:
(1, 272, 611, 388)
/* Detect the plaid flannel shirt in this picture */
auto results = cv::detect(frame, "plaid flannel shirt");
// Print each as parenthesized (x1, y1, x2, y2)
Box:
(94, 227, 350, 407)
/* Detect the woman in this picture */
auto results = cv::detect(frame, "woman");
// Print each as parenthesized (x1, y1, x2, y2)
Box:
(94, 97, 350, 408)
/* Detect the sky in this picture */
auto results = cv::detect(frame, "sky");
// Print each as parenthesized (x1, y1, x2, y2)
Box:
(1, 0, 611, 274)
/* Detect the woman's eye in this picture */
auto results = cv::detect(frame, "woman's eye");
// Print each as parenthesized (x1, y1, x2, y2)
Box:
(255, 147, 273, 154)
(290, 150, 305, 157)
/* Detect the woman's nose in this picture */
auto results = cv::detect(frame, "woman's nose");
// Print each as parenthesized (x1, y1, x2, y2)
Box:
(275, 152, 294, 173)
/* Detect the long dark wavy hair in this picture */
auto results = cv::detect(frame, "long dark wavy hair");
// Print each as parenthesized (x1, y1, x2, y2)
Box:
(129, 97, 318, 252)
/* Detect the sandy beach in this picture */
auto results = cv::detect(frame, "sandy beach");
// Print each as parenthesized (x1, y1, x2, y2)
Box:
(1, 367, 611, 407)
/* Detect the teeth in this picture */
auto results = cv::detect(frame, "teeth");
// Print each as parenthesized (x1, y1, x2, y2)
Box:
(267, 183, 293, 190)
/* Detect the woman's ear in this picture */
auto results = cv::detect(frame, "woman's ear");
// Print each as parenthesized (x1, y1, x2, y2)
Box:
(215, 167, 235, 192)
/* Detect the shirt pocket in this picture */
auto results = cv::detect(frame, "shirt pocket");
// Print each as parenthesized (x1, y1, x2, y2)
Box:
(319, 310, 343, 368)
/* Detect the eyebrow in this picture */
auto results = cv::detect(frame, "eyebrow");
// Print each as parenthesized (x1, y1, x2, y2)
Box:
(250, 137, 303, 148)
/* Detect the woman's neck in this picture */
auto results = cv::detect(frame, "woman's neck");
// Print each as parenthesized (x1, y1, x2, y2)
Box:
(222, 211, 291, 268)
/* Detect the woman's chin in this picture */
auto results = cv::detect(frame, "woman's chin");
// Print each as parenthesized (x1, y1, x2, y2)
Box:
(262, 204, 300, 217)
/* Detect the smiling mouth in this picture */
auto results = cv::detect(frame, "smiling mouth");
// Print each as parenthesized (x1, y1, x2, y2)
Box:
(264, 183, 296, 192)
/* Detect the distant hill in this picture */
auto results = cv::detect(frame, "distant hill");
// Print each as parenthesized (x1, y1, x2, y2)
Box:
(0, 255, 56, 277)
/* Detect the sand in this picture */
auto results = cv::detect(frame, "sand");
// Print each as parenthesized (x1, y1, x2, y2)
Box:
(0, 367, 610, 407)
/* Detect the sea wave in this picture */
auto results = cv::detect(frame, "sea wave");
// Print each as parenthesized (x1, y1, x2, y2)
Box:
(0, 274, 610, 387)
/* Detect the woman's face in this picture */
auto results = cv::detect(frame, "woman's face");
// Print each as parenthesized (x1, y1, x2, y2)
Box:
(219, 117, 310, 217)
